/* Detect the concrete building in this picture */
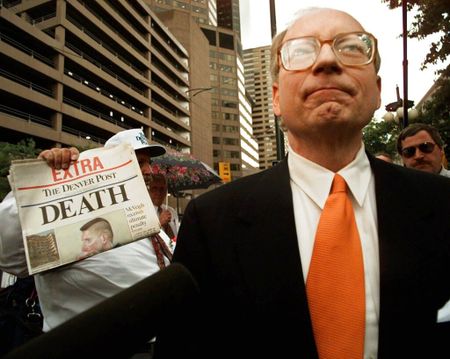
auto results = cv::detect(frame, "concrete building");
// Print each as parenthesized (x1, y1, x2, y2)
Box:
(155, 9, 213, 165)
(216, 0, 240, 36)
(146, 0, 259, 179)
(243, 45, 277, 169)
(0, 0, 213, 165)
(0, 0, 259, 182)
(147, 0, 217, 27)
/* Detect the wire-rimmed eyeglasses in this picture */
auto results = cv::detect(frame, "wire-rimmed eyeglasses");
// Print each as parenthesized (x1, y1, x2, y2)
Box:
(279, 31, 377, 71)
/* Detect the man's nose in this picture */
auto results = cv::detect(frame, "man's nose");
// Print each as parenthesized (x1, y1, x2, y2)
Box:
(311, 44, 342, 74)
(414, 150, 425, 159)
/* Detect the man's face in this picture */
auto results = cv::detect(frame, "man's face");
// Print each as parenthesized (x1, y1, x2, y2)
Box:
(400, 130, 443, 174)
(80, 229, 106, 257)
(136, 151, 152, 175)
(136, 150, 152, 190)
(149, 181, 167, 207)
(272, 9, 381, 145)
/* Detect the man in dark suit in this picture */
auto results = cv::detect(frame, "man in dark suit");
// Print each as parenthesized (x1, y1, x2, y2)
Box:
(155, 7, 450, 359)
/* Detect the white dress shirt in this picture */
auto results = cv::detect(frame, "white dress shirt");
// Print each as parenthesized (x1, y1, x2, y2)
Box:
(288, 144, 379, 359)
(154, 203, 180, 238)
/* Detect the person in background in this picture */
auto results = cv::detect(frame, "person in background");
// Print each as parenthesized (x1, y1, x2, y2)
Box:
(375, 152, 393, 163)
(397, 122, 450, 339)
(154, 7, 450, 359)
(0, 129, 172, 346)
(77, 218, 114, 260)
(149, 173, 179, 242)
(397, 122, 450, 177)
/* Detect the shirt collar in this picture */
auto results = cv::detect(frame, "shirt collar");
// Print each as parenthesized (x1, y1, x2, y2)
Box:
(288, 143, 372, 209)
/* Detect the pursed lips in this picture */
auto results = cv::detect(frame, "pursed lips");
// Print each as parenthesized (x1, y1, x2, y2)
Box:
(305, 84, 355, 99)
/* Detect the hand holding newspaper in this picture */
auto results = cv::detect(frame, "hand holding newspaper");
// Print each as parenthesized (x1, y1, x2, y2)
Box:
(8, 143, 160, 274)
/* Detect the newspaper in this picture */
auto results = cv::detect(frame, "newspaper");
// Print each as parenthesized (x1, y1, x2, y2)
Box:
(8, 143, 160, 275)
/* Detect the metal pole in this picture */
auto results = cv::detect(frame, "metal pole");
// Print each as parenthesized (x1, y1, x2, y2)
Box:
(269, 0, 285, 161)
(269, 0, 277, 38)
(402, 0, 409, 128)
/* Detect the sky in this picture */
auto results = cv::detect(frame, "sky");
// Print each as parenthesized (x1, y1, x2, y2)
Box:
(239, 0, 448, 120)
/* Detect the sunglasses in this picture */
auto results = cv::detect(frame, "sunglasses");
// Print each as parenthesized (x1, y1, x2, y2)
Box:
(401, 142, 437, 158)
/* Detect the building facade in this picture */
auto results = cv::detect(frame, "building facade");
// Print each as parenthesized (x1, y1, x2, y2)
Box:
(146, 0, 217, 27)
(1, 0, 258, 182)
(0, 0, 209, 160)
(146, 0, 259, 179)
(216, 0, 240, 36)
(243, 45, 276, 169)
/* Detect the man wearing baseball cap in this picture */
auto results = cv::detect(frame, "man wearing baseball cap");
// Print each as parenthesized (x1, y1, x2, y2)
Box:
(105, 128, 166, 191)
(0, 129, 172, 355)
(105, 128, 166, 157)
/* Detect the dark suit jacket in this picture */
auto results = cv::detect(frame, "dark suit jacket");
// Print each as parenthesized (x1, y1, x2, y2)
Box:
(155, 156, 450, 359)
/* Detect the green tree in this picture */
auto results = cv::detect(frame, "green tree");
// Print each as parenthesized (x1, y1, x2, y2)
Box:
(0, 139, 40, 201)
(383, 0, 449, 77)
(414, 79, 450, 159)
(382, 0, 450, 159)
(363, 118, 401, 158)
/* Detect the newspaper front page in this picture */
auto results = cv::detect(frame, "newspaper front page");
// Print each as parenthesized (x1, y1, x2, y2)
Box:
(9, 143, 160, 274)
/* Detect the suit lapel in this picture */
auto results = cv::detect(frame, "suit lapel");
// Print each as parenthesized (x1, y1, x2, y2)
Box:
(234, 159, 316, 350)
(235, 158, 303, 294)
(370, 157, 441, 354)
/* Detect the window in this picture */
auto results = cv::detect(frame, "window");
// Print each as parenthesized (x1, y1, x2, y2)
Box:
(219, 32, 234, 50)
(202, 28, 216, 46)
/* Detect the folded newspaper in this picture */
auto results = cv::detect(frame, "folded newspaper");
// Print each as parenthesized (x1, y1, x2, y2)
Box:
(8, 143, 161, 275)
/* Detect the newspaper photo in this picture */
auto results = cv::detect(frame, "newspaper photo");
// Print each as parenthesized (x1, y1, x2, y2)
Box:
(8, 143, 160, 275)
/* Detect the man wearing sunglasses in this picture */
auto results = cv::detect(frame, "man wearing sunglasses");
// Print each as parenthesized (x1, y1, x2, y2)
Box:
(397, 123, 450, 177)
(397, 122, 450, 337)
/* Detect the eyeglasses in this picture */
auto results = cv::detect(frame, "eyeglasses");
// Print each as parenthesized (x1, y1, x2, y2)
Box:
(279, 31, 377, 71)
(401, 142, 437, 158)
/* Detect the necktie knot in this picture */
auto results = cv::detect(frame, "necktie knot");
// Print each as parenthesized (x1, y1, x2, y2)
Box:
(331, 173, 347, 194)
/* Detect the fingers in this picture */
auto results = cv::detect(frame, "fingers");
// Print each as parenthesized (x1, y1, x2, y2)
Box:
(37, 147, 80, 170)
(159, 211, 172, 225)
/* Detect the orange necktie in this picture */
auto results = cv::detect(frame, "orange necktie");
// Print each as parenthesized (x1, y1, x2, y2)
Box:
(306, 174, 365, 359)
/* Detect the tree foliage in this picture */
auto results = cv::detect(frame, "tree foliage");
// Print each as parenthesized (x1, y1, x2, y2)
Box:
(383, 0, 450, 76)
(0, 139, 40, 201)
(379, 0, 450, 163)
(363, 118, 401, 159)
(415, 78, 450, 159)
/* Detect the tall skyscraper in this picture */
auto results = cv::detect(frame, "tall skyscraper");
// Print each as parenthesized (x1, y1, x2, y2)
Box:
(243, 45, 277, 169)
(216, 0, 240, 36)
(148, 0, 217, 26)
(146, 0, 259, 179)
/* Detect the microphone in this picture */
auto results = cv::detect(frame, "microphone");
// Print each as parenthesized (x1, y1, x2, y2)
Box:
(2, 263, 199, 359)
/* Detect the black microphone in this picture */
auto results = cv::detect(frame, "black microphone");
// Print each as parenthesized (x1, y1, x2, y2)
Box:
(2, 263, 199, 359)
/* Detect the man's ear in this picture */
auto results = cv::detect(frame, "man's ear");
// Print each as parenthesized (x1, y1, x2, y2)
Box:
(272, 82, 281, 116)
(100, 234, 108, 246)
(376, 76, 382, 109)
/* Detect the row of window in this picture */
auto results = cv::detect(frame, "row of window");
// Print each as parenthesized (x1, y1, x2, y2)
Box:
(213, 150, 240, 158)
(212, 112, 239, 121)
(212, 124, 239, 133)
(210, 62, 234, 73)
(213, 136, 239, 145)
